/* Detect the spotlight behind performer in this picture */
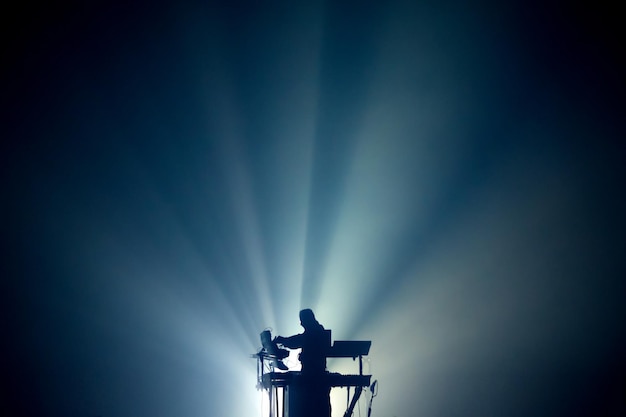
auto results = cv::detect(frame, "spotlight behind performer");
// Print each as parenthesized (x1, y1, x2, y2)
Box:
(274, 309, 331, 417)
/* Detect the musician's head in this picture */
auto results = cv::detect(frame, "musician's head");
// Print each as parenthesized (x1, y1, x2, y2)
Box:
(299, 308, 319, 330)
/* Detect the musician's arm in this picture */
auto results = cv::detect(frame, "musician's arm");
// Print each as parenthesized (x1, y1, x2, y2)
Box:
(275, 333, 304, 349)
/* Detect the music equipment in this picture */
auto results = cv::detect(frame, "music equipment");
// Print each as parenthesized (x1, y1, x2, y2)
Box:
(327, 340, 371, 375)
(254, 329, 374, 417)
(260, 371, 371, 389)
(328, 340, 371, 357)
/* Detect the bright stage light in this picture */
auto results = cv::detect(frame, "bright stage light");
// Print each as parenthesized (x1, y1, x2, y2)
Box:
(23, 2, 621, 416)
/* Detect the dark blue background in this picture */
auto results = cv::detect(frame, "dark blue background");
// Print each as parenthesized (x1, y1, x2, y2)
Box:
(3, 1, 624, 416)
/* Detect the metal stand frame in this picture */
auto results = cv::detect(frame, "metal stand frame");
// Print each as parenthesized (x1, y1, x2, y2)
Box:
(255, 351, 286, 417)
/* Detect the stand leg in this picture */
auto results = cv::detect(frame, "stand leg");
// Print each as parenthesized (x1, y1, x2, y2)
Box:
(269, 387, 273, 417)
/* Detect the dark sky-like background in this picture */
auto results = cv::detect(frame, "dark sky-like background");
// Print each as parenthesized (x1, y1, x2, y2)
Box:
(2, 1, 625, 417)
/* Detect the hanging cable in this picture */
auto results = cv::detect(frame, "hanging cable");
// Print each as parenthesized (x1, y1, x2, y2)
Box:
(367, 380, 378, 417)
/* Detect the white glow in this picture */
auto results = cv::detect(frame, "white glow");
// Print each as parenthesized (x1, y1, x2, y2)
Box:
(37, 2, 619, 416)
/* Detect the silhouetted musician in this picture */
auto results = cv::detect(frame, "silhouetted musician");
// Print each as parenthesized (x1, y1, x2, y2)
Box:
(274, 309, 330, 374)
(274, 309, 331, 417)
(257, 309, 372, 417)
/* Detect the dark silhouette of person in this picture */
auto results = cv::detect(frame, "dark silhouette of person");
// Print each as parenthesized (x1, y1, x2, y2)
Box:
(275, 309, 331, 417)
(275, 309, 329, 374)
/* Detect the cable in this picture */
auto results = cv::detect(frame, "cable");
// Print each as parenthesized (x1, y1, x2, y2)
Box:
(370, 380, 378, 398)
(367, 380, 378, 417)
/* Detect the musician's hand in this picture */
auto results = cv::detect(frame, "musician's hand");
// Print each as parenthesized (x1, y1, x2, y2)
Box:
(274, 336, 284, 344)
